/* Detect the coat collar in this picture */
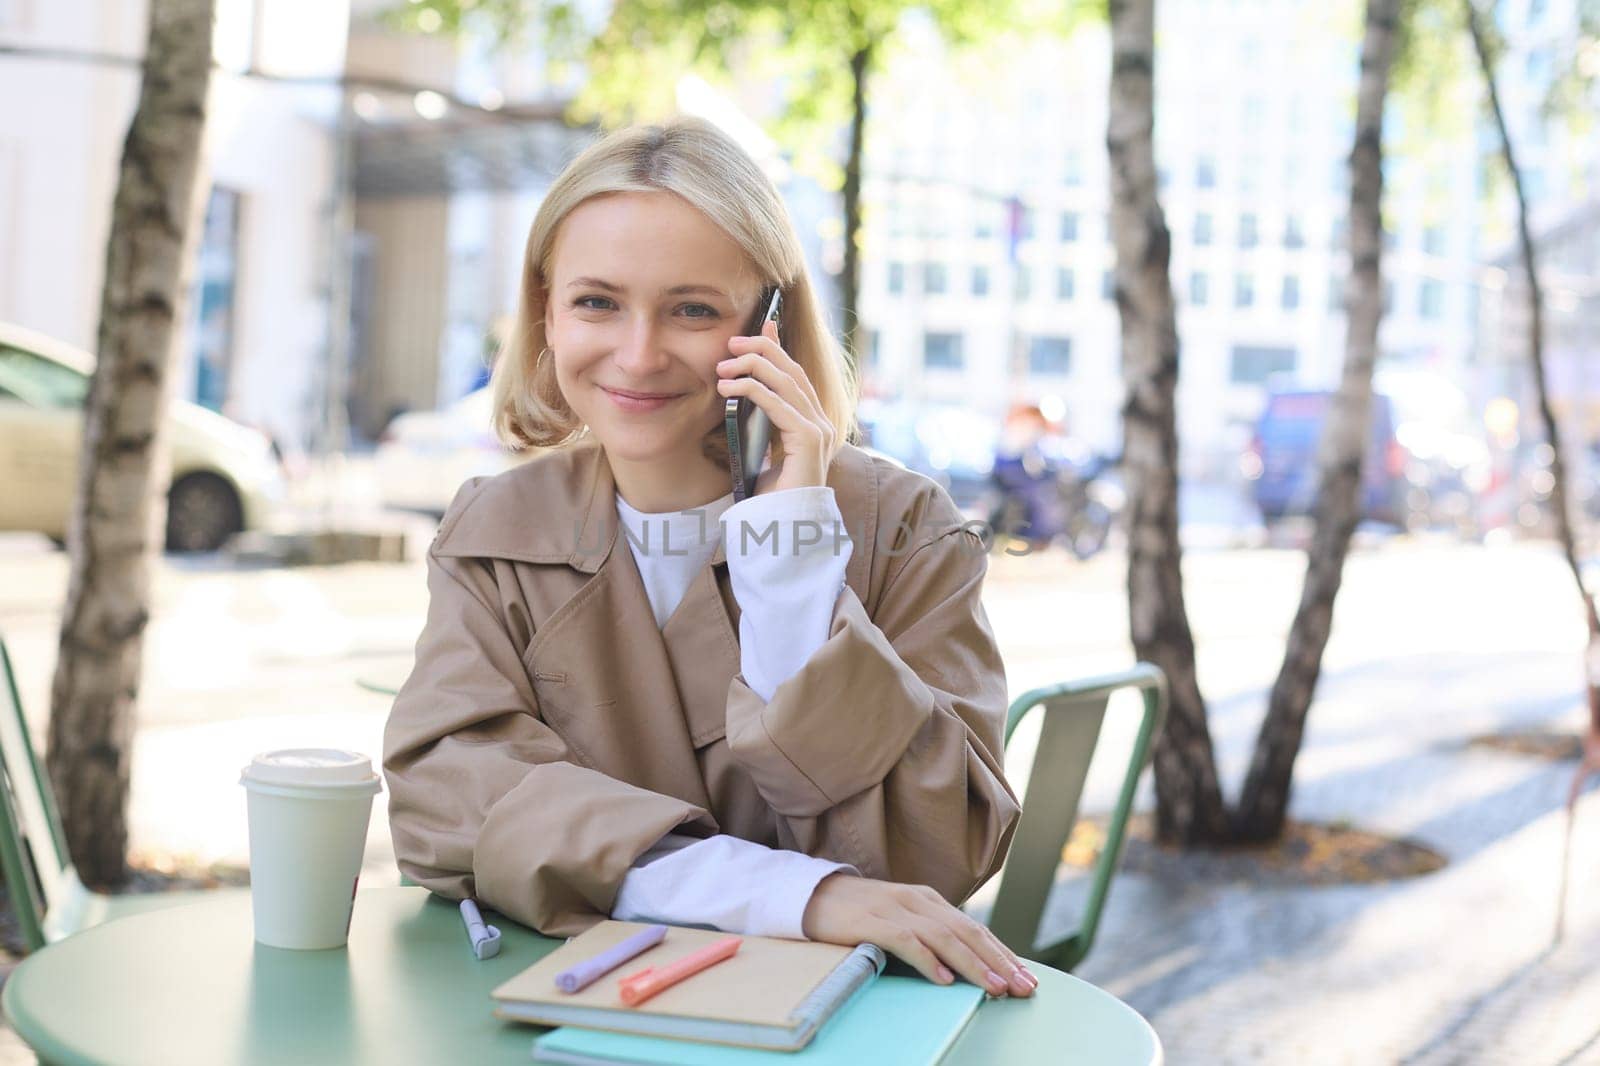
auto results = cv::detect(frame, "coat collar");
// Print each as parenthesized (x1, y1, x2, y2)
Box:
(433, 437, 880, 594)
(432, 436, 616, 572)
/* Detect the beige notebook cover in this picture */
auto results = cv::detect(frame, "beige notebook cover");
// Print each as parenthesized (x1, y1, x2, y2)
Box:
(491, 921, 863, 1031)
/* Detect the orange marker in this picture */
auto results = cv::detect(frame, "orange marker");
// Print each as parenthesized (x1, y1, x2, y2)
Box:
(617, 935, 741, 1007)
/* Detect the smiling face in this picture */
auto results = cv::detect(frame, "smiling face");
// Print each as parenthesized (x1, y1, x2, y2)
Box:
(543, 190, 763, 503)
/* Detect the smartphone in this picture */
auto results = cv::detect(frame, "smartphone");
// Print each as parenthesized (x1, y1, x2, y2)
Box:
(724, 286, 781, 501)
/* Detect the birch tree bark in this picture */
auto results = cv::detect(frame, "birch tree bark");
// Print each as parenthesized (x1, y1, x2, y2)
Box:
(1465, 0, 1600, 935)
(1234, 0, 1402, 840)
(1465, 0, 1600, 702)
(47, 0, 215, 886)
(1107, 0, 1228, 843)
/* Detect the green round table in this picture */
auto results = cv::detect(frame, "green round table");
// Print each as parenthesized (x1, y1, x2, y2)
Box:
(2, 887, 1162, 1065)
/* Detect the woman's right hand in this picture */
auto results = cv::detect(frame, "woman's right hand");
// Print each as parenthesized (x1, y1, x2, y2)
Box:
(801, 873, 1038, 998)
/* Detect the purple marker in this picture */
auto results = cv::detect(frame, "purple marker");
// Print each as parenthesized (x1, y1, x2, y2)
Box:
(555, 924, 668, 994)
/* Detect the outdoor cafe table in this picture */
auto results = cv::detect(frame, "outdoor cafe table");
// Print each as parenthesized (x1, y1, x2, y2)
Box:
(2, 886, 1163, 1065)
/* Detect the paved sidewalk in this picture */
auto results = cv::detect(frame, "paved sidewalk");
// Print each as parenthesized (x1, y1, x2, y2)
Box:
(989, 543, 1600, 1064)
(0, 534, 1594, 1063)
(1062, 746, 1600, 1064)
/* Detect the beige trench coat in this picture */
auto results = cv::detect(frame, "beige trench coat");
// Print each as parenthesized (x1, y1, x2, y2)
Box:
(382, 438, 1020, 936)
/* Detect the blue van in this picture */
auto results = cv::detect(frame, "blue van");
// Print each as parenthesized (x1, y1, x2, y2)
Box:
(1245, 389, 1408, 525)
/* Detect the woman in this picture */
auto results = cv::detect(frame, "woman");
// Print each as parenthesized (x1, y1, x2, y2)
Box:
(383, 118, 1033, 998)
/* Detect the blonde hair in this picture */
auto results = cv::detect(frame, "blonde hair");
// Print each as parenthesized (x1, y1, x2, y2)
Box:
(491, 117, 858, 458)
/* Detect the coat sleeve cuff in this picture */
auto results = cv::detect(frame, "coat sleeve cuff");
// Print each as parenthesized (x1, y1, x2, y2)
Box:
(725, 587, 935, 817)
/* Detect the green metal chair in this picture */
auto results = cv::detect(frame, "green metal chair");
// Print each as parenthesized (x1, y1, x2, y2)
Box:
(0, 635, 239, 952)
(982, 663, 1167, 972)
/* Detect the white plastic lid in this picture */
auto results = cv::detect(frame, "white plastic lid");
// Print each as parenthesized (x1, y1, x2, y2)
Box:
(239, 748, 382, 794)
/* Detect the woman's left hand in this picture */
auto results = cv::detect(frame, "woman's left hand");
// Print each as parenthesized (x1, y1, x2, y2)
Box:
(716, 318, 834, 494)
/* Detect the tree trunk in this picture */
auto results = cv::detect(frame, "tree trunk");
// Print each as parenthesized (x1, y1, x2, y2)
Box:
(1465, 1, 1600, 938)
(1234, 0, 1401, 841)
(1106, 0, 1228, 844)
(1466, 1, 1600, 686)
(839, 43, 871, 370)
(47, 0, 215, 888)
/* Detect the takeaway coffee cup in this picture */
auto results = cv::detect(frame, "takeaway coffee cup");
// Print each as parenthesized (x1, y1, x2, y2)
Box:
(239, 748, 383, 950)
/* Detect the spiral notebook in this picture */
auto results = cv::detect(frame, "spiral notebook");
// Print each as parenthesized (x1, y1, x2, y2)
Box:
(492, 921, 887, 1052)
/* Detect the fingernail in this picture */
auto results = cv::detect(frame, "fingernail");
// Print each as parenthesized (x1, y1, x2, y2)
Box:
(936, 964, 954, 984)
(985, 970, 1008, 994)
(1014, 967, 1036, 991)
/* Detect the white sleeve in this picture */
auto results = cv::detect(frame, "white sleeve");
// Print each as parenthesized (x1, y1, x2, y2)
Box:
(612, 833, 856, 939)
(720, 486, 853, 702)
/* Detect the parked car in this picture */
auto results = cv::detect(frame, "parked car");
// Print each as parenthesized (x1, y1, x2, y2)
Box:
(374, 387, 537, 517)
(1243, 388, 1409, 526)
(0, 322, 283, 552)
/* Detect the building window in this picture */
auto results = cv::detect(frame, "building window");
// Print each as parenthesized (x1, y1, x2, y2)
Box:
(1384, 280, 1395, 312)
(1284, 216, 1305, 249)
(1189, 271, 1209, 306)
(1060, 211, 1079, 242)
(1230, 345, 1296, 385)
(1102, 269, 1116, 301)
(975, 209, 995, 239)
(1239, 213, 1259, 249)
(1281, 275, 1300, 311)
(1194, 212, 1213, 246)
(1234, 273, 1255, 308)
(1016, 265, 1032, 301)
(1331, 216, 1347, 250)
(1196, 155, 1216, 189)
(923, 332, 964, 371)
(923, 262, 948, 295)
(1420, 280, 1444, 318)
(189, 188, 242, 413)
(887, 262, 905, 294)
(1423, 225, 1446, 256)
(1056, 267, 1075, 301)
(861, 329, 879, 367)
(1028, 336, 1072, 376)
(1329, 273, 1345, 311)
(972, 265, 990, 297)
(1063, 150, 1083, 186)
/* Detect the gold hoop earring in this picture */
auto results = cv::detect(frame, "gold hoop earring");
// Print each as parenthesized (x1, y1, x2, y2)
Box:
(537, 347, 552, 364)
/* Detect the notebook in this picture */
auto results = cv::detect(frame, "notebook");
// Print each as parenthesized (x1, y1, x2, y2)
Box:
(492, 921, 887, 1051)
(530, 975, 986, 1065)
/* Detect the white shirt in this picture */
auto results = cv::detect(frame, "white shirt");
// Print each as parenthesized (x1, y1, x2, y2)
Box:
(609, 485, 859, 938)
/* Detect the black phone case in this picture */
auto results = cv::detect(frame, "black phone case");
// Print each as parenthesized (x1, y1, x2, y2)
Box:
(725, 288, 781, 501)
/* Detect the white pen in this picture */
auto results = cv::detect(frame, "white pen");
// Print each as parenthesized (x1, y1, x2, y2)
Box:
(460, 898, 502, 960)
